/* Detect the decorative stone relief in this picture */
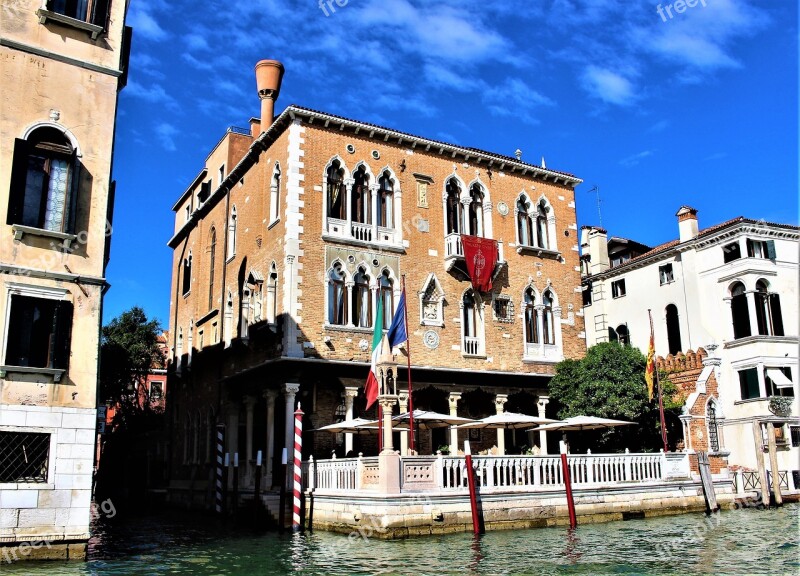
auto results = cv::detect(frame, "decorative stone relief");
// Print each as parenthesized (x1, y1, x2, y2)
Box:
(423, 330, 440, 350)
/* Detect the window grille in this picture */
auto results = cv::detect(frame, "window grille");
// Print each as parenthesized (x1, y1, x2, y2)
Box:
(707, 403, 720, 452)
(0, 432, 50, 483)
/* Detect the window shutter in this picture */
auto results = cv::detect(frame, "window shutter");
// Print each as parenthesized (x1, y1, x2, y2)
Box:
(66, 151, 82, 234)
(766, 240, 776, 260)
(91, 0, 111, 28)
(53, 300, 74, 370)
(7, 139, 29, 226)
(119, 25, 133, 89)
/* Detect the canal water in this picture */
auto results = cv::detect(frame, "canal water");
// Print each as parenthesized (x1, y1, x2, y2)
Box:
(3, 503, 798, 575)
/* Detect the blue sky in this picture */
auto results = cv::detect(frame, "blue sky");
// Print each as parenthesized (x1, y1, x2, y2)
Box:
(105, 0, 798, 328)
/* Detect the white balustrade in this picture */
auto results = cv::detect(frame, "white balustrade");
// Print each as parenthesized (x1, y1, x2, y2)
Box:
(463, 336, 480, 356)
(351, 221, 373, 242)
(445, 233, 463, 259)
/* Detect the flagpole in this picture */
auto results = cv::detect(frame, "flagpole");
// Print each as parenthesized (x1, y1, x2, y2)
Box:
(402, 275, 415, 454)
(648, 309, 669, 453)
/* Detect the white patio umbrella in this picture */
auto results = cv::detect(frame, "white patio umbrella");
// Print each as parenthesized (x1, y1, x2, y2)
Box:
(389, 410, 476, 430)
(457, 412, 563, 455)
(313, 417, 379, 435)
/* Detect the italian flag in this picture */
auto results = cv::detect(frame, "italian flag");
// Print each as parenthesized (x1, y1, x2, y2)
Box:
(364, 296, 384, 410)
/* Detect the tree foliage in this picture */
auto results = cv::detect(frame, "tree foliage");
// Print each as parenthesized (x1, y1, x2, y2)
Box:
(99, 306, 164, 421)
(548, 342, 682, 452)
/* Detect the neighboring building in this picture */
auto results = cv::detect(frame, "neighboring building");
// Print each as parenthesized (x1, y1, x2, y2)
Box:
(581, 207, 799, 482)
(0, 0, 130, 560)
(165, 60, 586, 508)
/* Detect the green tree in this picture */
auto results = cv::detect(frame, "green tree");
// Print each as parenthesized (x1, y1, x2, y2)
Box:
(99, 306, 164, 425)
(548, 342, 682, 452)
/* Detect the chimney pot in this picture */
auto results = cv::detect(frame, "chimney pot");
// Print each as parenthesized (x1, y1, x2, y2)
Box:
(676, 206, 699, 242)
(255, 59, 285, 133)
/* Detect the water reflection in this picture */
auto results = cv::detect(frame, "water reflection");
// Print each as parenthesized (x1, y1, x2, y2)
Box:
(1, 504, 797, 575)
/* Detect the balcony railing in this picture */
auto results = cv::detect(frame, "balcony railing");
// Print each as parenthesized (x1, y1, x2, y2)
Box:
(445, 233, 464, 259)
(463, 336, 481, 356)
(351, 221, 373, 242)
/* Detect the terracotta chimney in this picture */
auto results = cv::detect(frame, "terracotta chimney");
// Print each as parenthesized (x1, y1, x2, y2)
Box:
(676, 206, 699, 243)
(255, 59, 285, 133)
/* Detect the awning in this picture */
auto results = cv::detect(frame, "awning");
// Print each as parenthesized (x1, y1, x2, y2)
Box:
(766, 368, 794, 389)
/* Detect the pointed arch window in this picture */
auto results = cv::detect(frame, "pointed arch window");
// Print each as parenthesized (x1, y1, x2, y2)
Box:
(542, 289, 555, 345)
(227, 205, 237, 260)
(755, 280, 784, 336)
(208, 227, 216, 310)
(707, 401, 720, 452)
(182, 252, 192, 296)
(524, 288, 539, 344)
(461, 289, 483, 356)
(379, 270, 394, 329)
(351, 165, 370, 224)
(445, 178, 462, 234)
(467, 183, 485, 237)
(730, 282, 751, 339)
(378, 171, 394, 228)
(7, 127, 80, 234)
(328, 263, 347, 325)
(353, 266, 372, 328)
(616, 324, 630, 347)
(327, 160, 346, 220)
(269, 163, 281, 223)
(666, 304, 682, 354)
(536, 201, 549, 250)
(517, 196, 534, 247)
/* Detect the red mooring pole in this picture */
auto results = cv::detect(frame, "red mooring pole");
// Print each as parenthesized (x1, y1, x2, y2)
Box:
(464, 441, 482, 535)
(560, 440, 577, 529)
(292, 403, 304, 532)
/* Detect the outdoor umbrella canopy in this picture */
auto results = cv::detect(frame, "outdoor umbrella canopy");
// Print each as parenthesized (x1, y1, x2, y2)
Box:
(362, 410, 475, 430)
(457, 412, 562, 430)
(312, 417, 379, 434)
(525, 415, 634, 433)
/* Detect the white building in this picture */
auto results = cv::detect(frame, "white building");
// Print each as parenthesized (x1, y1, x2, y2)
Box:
(580, 206, 799, 479)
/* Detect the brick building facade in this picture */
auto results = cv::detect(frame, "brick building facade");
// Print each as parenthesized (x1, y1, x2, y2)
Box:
(166, 60, 586, 505)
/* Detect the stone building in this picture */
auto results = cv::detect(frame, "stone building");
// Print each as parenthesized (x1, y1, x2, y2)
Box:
(165, 60, 586, 507)
(581, 207, 799, 484)
(0, 0, 130, 560)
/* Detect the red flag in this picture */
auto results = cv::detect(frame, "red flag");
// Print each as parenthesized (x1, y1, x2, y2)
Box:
(461, 235, 498, 293)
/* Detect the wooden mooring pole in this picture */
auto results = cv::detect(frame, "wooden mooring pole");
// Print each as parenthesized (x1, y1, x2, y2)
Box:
(766, 423, 783, 507)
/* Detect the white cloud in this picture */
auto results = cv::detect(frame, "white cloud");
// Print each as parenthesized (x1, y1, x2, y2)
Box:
(483, 78, 555, 124)
(126, 4, 168, 42)
(124, 81, 178, 108)
(184, 33, 210, 52)
(619, 150, 654, 167)
(155, 123, 178, 152)
(581, 66, 637, 106)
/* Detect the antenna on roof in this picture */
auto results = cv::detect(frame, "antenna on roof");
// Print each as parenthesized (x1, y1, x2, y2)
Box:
(587, 185, 602, 227)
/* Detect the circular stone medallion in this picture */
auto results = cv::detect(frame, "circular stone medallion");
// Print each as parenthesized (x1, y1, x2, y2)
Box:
(497, 201, 509, 216)
(423, 330, 440, 350)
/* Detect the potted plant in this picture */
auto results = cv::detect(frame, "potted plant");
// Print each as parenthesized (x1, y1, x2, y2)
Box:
(768, 395, 792, 417)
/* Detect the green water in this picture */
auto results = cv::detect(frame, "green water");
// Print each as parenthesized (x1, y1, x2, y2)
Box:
(3, 504, 798, 575)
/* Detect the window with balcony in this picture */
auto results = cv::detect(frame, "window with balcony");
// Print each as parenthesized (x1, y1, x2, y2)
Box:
(467, 183, 485, 237)
(352, 266, 372, 328)
(351, 165, 371, 227)
(378, 171, 394, 229)
(516, 195, 535, 247)
(723, 242, 741, 263)
(461, 289, 484, 357)
(3, 293, 72, 377)
(611, 279, 626, 299)
(746, 239, 775, 259)
(327, 160, 346, 221)
(754, 279, 784, 336)
(659, 263, 674, 285)
(328, 262, 348, 326)
(445, 178, 463, 235)
(729, 282, 751, 339)
(7, 128, 81, 240)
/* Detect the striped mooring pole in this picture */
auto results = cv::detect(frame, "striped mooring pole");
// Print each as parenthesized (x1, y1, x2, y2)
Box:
(292, 403, 304, 532)
(214, 424, 225, 514)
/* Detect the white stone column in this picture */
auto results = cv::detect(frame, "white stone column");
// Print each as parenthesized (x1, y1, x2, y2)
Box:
(344, 386, 359, 454)
(537, 396, 550, 455)
(495, 393, 508, 456)
(345, 282, 355, 327)
(448, 392, 462, 455)
(263, 389, 278, 488)
(244, 396, 256, 485)
(398, 392, 409, 456)
(379, 397, 397, 454)
(283, 383, 300, 488)
(535, 305, 546, 357)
